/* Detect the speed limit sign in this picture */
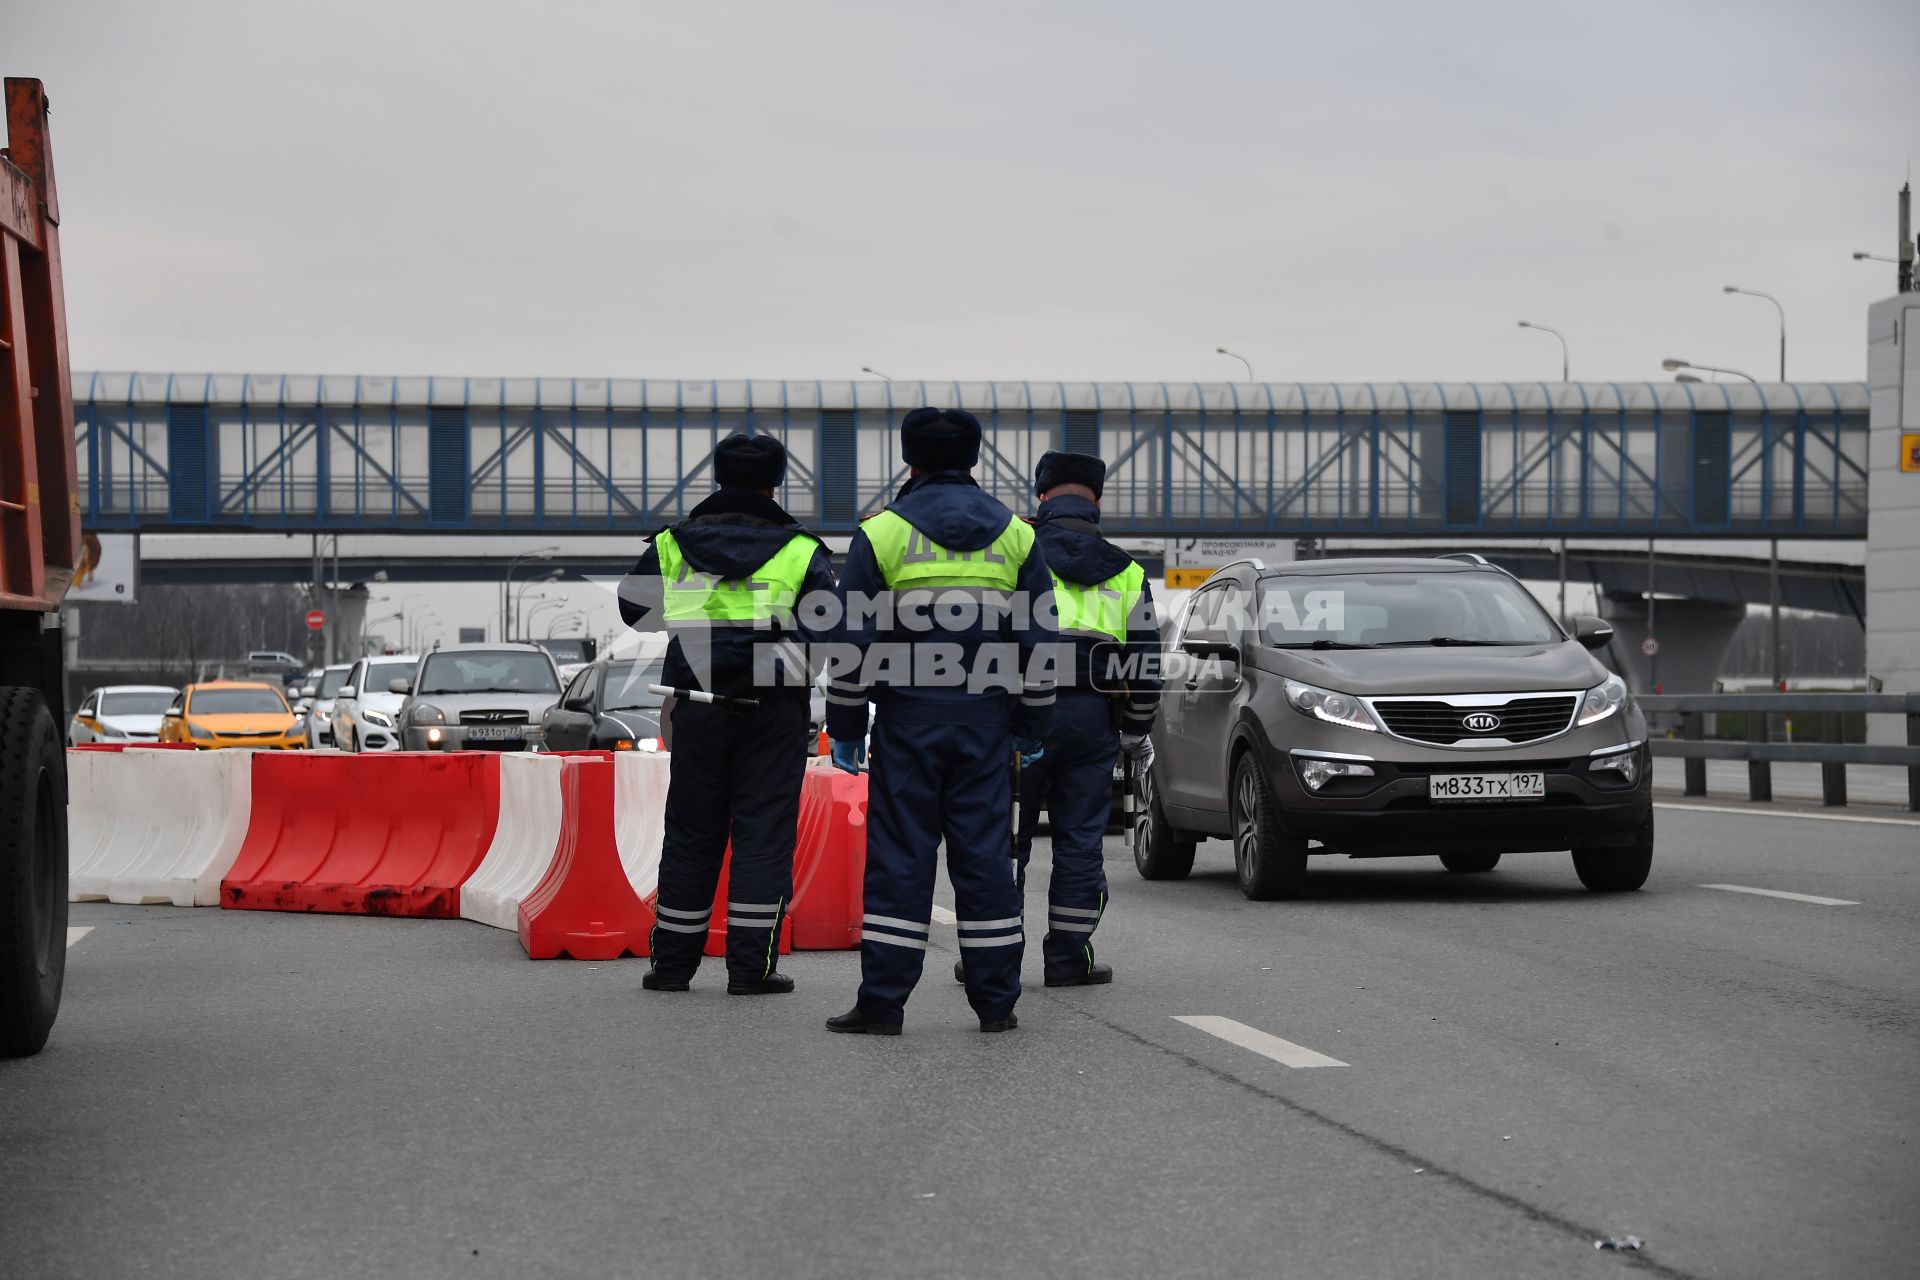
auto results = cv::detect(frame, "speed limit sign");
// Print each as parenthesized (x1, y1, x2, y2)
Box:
(1641, 636, 1659, 657)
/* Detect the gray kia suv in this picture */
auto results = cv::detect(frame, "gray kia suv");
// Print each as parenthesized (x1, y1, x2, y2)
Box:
(1135, 556, 1652, 899)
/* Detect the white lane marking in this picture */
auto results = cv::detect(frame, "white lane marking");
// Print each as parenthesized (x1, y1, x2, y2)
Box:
(66, 927, 93, 947)
(1656, 801, 1918, 828)
(1174, 1015, 1347, 1069)
(929, 905, 957, 925)
(1700, 883, 1859, 907)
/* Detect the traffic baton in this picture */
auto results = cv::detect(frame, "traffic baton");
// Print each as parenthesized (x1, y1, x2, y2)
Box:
(647, 683, 760, 708)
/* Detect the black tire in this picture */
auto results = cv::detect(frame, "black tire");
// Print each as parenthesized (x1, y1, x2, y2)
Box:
(1439, 851, 1501, 874)
(1572, 811, 1654, 892)
(0, 688, 68, 1058)
(1133, 764, 1197, 881)
(1230, 752, 1308, 900)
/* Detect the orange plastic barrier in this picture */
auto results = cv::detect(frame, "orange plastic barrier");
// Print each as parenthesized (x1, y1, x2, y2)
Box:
(222, 752, 501, 917)
(518, 756, 657, 959)
(787, 768, 867, 950)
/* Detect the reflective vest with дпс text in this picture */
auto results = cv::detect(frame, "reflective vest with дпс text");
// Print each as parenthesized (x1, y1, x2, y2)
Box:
(652, 529, 816, 624)
(1051, 561, 1145, 643)
(861, 509, 1034, 591)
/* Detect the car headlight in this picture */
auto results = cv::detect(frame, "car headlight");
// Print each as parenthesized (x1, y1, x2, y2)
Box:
(98, 722, 128, 740)
(187, 722, 215, 740)
(1577, 674, 1627, 726)
(409, 702, 446, 727)
(1283, 679, 1379, 733)
(361, 708, 397, 729)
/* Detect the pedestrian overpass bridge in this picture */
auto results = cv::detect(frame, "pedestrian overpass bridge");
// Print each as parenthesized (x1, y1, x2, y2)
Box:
(73, 374, 1870, 540)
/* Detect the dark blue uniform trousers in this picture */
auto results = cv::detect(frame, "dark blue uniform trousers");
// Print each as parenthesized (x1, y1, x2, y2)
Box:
(859, 717, 1024, 1024)
(1014, 690, 1117, 979)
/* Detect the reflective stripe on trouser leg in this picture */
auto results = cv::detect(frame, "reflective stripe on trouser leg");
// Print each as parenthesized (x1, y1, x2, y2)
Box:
(937, 722, 1024, 1022)
(1040, 691, 1118, 978)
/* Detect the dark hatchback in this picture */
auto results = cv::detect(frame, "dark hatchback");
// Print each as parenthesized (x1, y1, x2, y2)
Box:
(1136, 556, 1652, 899)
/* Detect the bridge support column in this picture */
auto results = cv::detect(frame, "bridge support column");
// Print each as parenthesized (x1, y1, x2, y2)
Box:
(1866, 294, 1920, 746)
(1597, 593, 1747, 724)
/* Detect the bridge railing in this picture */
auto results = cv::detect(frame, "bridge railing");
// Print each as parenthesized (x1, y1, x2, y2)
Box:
(1637, 693, 1920, 811)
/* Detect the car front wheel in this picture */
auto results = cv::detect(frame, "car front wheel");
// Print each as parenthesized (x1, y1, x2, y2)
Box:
(1133, 765, 1197, 881)
(1572, 812, 1653, 892)
(1231, 753, 1308, 900)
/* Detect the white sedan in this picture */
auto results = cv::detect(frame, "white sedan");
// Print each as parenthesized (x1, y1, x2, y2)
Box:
(69, 685, 177, 745)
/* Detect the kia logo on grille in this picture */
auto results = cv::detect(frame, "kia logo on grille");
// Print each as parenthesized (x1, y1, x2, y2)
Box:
(1462, 712, 1503, 733)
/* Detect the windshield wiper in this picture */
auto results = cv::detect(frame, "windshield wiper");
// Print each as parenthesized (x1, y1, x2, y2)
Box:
(1374, 636, 1510, 648)
(1272, 639, 1375, 650)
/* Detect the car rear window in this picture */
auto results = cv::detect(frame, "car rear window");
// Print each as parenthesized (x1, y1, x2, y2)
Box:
(1261, 572, 1559, 647)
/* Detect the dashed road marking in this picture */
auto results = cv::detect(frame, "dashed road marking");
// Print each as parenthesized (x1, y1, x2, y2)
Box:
(1657, 801, 1918, 828)
(66, 927, 93, 947)
(929, 905, 957, 925)
(1174, 1015, 1347, 1069)
(1700, 883, 1859, 907)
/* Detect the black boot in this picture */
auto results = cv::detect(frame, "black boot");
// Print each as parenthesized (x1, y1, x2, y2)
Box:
(825, 1007, 902, 1036)
(953, 959, 966, 984)
(728, 972, 796, 996)
(1045, 962, 1113, 988)
(642, 971, 691, 992)
(978, 1013, 1019, 1033)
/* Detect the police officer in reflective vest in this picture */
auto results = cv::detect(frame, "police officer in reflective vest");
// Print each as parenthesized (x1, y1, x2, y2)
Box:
(823, 407, 1057, 1035)
(618, 433, 836, 995)
(977, 450, 1160, 986)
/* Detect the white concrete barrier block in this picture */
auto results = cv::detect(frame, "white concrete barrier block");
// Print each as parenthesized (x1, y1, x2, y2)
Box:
(67, 749, 254, 907)
(459, 753, 565, 932)
(614, 751, 670, 901)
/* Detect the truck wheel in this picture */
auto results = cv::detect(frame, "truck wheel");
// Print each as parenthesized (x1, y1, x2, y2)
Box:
(1231, 753, 1308, 900)
(1439, 852, 1501, 873)
(0, 688, 68, 1058)
(1572, 812, 1654, 892)
(1133, 765, 1197, 881)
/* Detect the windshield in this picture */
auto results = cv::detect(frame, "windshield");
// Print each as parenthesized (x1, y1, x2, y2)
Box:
(603, 660, 666, 711)
(416, 651, 560, 696)
(190, 687, 289, 716)
(101, 691, 174, 717)
(365, 660, 418, 693)
(318, 668, 351, 698)
(1261, 572, 1560, 648)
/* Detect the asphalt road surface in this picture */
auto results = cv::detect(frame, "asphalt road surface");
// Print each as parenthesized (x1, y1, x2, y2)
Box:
(4, 799, 1916, 1280)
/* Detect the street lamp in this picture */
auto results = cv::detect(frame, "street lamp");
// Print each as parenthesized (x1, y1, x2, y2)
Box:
(1661, 357, 1759, 385)
(860, 367, 893, 383)
(526, 599, 565, 635)
(1722, 285, 1785, 380)
(1852, 251, 1898, 264)
(513, 571, 565, 639)
(502, 547, 561, 640)
(1516, 321, 1569, 382)
(1214, 347, 1254, 383)
(545, 610, 587, 638)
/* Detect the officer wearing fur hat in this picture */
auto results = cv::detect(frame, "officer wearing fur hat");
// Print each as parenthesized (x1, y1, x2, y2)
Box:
(823, 408, 1057, 1036)
(978, 450, 1160, 987)
(618, 432, 835, 995)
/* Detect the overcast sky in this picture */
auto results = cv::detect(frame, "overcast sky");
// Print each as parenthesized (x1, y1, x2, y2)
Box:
(16, 0, 1919, 389)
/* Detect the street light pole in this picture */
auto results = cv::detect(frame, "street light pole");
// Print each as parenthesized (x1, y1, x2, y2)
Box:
(1661, 358, 1760, 385)
(1723, 286, 1785, 381)
(514, 570, 564, 640)
(502, 547, 560, 642)
(1516, 321, 1569, 382)
(1215, 347, 1254, 383)
(860, 367, 893, 383)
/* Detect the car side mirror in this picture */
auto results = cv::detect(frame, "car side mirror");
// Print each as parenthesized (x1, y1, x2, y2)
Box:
(336, 686, 355, 700)
(1570, 615, 1614, 651)
(298, 684, 317, 698)
(387, 678, 412, 695)
(563, 693, 593, 712)
(1182, 637, 1240, 662)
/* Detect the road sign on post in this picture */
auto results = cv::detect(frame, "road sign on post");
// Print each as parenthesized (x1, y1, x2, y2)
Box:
(305, 610, 326, 632)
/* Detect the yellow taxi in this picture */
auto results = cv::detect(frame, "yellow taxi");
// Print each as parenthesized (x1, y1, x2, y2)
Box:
(158, 681, 307, 749)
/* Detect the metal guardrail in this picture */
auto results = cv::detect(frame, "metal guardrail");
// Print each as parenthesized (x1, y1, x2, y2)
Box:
(1637, 693, 1920, 811)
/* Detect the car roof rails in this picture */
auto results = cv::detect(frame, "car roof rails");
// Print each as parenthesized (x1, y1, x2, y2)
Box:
(1214, 557, 1267, 578)
(1442, 552, 1491, 566)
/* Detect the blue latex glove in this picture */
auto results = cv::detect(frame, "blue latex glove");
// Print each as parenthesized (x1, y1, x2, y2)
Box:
(1013, 736, 1045, 769)
(830, 738, 866, 775)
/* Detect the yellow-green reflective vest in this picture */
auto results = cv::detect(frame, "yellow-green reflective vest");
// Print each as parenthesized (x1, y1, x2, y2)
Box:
(1051, 560, 1146, 643)
(653, 530, 816, 623)
(861, 508, 1033, 591)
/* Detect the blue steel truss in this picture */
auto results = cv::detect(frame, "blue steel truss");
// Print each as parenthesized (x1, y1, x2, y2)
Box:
(72, 374, 1871, 538)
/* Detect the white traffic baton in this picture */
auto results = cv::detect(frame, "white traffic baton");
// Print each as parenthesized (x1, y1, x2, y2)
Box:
(646, 683, 760, 708)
